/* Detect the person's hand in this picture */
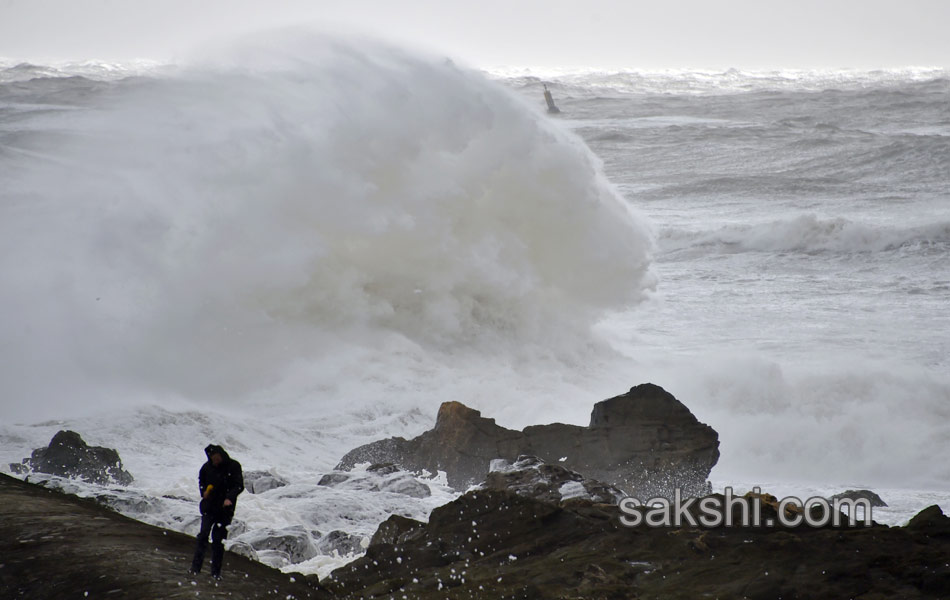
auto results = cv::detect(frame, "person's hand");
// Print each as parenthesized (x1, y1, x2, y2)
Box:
(223, 499, 233, 507)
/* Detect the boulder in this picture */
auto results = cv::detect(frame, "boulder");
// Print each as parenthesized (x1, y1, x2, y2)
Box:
(317, 530, 366, 557)
(227, 540, 259, 561)
(14, 430, 133, 486)
(830, 489, 888, 508)
(369, 514, 426, 547)
(244, 470, 289, 494)
(336, 383, 719, 498)
(237, 525, 318, 567)
(906, 505, 950, 537)
(483, 455, 625, 505)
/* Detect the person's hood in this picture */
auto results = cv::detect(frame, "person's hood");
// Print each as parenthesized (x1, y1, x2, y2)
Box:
(204, 444, 230, 463)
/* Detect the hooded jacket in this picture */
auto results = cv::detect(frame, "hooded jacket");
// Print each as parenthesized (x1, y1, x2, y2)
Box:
(198, 444, 244, 523)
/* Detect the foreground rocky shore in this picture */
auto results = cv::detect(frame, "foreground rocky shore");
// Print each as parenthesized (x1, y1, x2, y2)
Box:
(0, 473, 321, 599)
(325, 489, 950, 599)
(3, 472, 949, 599)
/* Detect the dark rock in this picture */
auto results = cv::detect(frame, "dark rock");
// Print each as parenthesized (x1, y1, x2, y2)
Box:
(244, 469, 289, 494)
(366, 462, 399, 475)
(483, 455, 625, 505)
(830, 488, 888, 507)
(317, 530, 366, 557)
(21, 430, 133, 486)
(368, 514, 426, 547)
(323, 488, 950, 600)
(336, 383, 719, 498)
(906, 505, 950, 538)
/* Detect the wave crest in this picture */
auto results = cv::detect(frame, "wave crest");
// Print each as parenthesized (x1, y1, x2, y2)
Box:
(661, 214, 950, 255)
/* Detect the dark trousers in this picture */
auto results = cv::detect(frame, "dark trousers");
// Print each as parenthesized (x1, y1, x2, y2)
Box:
(190, 513, 228, 575)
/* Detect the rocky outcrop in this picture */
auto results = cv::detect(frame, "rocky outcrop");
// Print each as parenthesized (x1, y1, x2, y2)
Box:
(483, 455, 625, 505)
(11, 430, 133, 486)
(336, 383, 719, 498)
(244, 469, 289, 494)
(323, 488, 950, 599)
(831, 489, 888, 507)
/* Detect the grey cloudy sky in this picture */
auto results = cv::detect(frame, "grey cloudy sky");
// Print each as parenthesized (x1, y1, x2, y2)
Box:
(2, 0, 949, 69)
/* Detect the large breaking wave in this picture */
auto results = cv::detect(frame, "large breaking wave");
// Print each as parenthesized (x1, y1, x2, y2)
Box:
(0, 33, 654, 419)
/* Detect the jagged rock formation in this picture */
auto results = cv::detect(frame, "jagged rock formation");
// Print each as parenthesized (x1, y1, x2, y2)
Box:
(831, 489, 888, 507)
(323, 487, 950, 599)
(337, 383, 719, 498)
(11, 430, 133, 485)
(483, 455, 625, 505)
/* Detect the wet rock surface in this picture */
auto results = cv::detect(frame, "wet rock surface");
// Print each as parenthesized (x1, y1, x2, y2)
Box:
(12, 430, 133, 485)
(0, 473, 324, 599)
(324, 488, 950, 599)
(336, 383, 719, 498)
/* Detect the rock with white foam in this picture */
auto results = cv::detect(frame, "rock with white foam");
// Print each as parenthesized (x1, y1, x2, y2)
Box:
(481, 455, 624, 505)
(317, 464, 431, 498)
(244, 469, 288, 494)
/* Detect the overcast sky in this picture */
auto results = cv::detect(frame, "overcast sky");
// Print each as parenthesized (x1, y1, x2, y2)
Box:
(2, 0, 949, 70)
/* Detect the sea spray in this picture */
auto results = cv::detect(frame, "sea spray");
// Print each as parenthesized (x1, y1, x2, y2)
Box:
(0, 32, 654, 421)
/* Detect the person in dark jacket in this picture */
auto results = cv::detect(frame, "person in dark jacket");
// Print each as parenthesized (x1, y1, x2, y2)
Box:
(189, 444, 244, 579)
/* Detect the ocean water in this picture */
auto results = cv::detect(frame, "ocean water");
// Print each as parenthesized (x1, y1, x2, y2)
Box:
(500, 67, 950, 490)
(1, 34, 948, 577)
